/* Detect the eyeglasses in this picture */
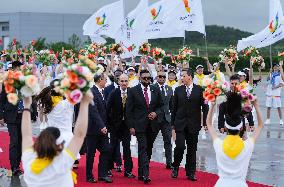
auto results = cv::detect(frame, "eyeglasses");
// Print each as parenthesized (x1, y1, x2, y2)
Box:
(158, 75, 166, 79)
(142, 77, 151, 80)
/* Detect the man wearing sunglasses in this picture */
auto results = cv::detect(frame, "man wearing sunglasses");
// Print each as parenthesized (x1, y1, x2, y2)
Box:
(153, 71, 173, 169)
(126, 69, 163, 184)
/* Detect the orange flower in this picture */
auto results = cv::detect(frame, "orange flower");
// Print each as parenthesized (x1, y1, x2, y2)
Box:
(207, 94, 216, 102)
(67, 70, 79, 84)
(203, 91, 209, 99)
(7, 71, 14, 79)
(69, 83, 78, 90)
(7, 78, 14, 85)
(213, 88, 222, 96)
(14, 71, 23, 80)
(4, 82, 14, 93)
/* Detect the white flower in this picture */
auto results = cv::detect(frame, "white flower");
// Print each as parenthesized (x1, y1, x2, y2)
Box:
(20, 86, 34, 97)
(216, 95, 227, 105)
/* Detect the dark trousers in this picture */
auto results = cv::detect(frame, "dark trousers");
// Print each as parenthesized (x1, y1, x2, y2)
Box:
(86, 135, 111, 179)
(172, 127, 198, 175)
(136, 125, 157, 178)
(7, 123, 22, 171)
(240, 111, 254, 137)
(110, 122, 133, 173)
(158, 121, 172, 165)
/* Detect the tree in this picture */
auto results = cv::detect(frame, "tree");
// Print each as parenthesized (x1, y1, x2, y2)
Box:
(33, 37, 47, 51)
(68, 34, 82, 50)
(47, 42, 75, 53)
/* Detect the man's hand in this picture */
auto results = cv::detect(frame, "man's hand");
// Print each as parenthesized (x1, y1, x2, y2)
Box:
(148, 112, 157, 120)
(203, 126, 208, 131)
(219, 128, 225, 134)
(130, 128, 135, 135)
(100, 127, 108, 135)
(249, 126, 255, 132)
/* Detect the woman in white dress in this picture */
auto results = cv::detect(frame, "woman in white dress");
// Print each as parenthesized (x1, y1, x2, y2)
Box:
(21, 91, 93, 187)
(35, 81, 80, 167)
(206, 92, 264, 187)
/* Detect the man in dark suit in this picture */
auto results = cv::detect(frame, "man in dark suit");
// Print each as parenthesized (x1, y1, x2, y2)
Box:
(153, 71, 173, 169)
(126, 69, 163, 184)
(85, 73, 112, 183)
(171, 68, 208, 181)
(0, 61, 25, 176)
(107, 74, 135, 178)
(104, 69, 123, 172)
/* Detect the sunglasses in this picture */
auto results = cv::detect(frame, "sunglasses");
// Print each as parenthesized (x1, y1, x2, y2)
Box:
(158, 75, 166, 79)
(142, 77, 151, 80)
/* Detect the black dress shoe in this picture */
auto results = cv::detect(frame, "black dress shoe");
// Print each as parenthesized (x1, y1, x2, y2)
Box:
(171, 167, 179, 178)
(143, 176, 151, 184)
(98, 177, 113, 183)
(166, 164, 173, 169)
(116, 165, 122, 172)
(124, 172, 136, 178)
(107, 170, 113, 177)
(86, 178, 97, 183)
(188, 173, 197, 181)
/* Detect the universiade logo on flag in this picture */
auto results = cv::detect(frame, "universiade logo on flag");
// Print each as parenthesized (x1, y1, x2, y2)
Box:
(96, 14, 106, 26)
(151, 6, 162, 20)
(269, 13, 279, 34)
(183, 0, 191, 13)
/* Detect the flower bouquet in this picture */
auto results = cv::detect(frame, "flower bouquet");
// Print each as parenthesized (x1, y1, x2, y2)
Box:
(36, 50, 54, 66)
(176, 46, 193, 63)
(238, 88, 255, 113)
(60, 50, 75, 65)
(54, 57, 103, 104)
(219, 46, 238, 65)
(251, 56, 265, 69)
(278, 52, 284, 61)
(151, 47, 166, 60)
(243, 47, 259, 60)
(85, 43, 101, 60)
(3, 64, 40, 105)
(202, 77, 230, 104)
(139, 43, 151, 56)
(110, 43, 124, 55)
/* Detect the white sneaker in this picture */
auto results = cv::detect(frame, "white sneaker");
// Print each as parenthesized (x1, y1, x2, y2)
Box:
(265, 119, 271, 125)
(280, 120, 284, 126)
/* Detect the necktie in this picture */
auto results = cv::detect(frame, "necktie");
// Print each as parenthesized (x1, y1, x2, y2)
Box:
(122, 91, 127, 109)
(144, 87, 150, 109)
(186, 86, 191, 98)
(161, 85, 166, 97)
(101, 89, 105, 100)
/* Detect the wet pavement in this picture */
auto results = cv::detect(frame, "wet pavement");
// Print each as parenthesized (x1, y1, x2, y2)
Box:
(0, 77, 283, 187)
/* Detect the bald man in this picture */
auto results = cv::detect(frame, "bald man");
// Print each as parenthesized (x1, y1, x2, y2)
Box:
(106, 74, 135, 178)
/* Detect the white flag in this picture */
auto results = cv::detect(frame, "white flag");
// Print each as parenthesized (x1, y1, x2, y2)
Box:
(168, 0, 206, 35)
(237, 0, 284, 51)
(133, 0, 185, 40)
(83, 0, 124, 39)
(115, 0, 148, 58)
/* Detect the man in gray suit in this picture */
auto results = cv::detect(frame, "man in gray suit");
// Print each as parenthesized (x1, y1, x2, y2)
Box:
(153, 71, 173, 169)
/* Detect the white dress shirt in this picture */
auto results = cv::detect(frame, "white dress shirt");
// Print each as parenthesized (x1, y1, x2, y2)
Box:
(141, 84, 151, 104)
(95, 84, 105, 100)
(158, 83, 167, 96)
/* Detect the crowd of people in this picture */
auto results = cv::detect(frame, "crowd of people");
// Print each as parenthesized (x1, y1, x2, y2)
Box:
(0, 49, 284, 187)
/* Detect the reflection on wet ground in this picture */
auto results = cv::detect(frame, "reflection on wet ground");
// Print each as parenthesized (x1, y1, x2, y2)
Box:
(0, 79, 283, 187)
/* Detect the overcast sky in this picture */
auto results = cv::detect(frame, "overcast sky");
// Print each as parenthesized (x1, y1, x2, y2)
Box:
(0, 0, 283, 33)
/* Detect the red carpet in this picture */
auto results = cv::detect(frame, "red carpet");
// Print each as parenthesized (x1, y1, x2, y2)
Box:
(0, 131, 271, 187)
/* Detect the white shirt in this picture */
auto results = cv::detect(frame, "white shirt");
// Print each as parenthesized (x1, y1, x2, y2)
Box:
(185, 83, 193, 96)
(22, 149, 75, 187)
(157, 83, 167, 96)
(193, 74, 208, 86)
(213, 137, 254, 187)
(141, 84, 151, 104)
(120, 88, 127, 98)
(95, 84, 105, 100)
(266, 73, 284, 96)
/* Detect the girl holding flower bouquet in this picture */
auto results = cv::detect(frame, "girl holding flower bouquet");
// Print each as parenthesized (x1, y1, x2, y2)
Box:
(206, 92, 264, 187)
(21, 90, 93, 187)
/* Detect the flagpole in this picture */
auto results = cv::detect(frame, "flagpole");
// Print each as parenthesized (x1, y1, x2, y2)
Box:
(204, 34, 208, 58)
(270, 45, 273, 68)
